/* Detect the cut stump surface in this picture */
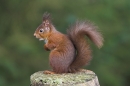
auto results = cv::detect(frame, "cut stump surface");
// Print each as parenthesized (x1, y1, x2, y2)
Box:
(30, 69, 100, 86)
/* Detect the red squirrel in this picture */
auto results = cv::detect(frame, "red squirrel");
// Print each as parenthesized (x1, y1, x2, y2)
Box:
(34, 13, 104, 74)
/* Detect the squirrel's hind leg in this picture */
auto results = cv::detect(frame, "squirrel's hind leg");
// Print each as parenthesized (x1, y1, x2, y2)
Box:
(68, 67, 80, 73)
(68, 68, 85, 73)
(43, 70, 55, 74)
(49, 50, 70, 74)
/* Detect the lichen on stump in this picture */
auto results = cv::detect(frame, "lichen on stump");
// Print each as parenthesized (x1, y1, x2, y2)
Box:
(30, 69, 100, 86)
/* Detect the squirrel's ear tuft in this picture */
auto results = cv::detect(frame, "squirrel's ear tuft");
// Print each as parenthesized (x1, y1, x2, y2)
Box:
(43, 12, 51, 22)
(42, 12, 52, 31)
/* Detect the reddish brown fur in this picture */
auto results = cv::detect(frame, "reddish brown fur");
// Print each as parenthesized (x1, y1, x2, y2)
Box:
(34, 13, 104, 74)
(67, 21, 104, 72)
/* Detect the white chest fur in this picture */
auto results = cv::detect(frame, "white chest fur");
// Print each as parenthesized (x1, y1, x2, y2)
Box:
(44, 38, 48, 44)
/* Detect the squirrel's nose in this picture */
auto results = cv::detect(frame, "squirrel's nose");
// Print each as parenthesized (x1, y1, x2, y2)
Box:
(34, 33, 36, 37)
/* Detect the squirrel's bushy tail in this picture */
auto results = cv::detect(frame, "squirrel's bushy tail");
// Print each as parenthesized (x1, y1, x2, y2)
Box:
(67, 21, 104, 72)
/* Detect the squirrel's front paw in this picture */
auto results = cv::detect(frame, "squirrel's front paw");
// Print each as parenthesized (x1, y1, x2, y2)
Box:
(44, 45, 50, 51)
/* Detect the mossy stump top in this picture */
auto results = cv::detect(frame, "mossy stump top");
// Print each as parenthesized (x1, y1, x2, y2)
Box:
(30, 69, 100, 86)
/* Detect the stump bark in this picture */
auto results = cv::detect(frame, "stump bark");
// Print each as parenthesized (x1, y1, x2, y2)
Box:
(30, 69, 100, 86)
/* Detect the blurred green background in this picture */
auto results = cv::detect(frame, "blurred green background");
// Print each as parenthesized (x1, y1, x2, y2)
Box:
(0, 0, 130, 86)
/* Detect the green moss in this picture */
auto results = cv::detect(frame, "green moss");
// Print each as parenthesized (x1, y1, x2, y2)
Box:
(30, 70, 96, 86)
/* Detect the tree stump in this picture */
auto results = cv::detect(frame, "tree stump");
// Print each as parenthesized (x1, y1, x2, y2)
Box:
(30, 69, 100, 86)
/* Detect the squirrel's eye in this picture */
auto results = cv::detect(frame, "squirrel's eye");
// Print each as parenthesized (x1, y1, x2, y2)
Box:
(39, 29, 44, 33)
